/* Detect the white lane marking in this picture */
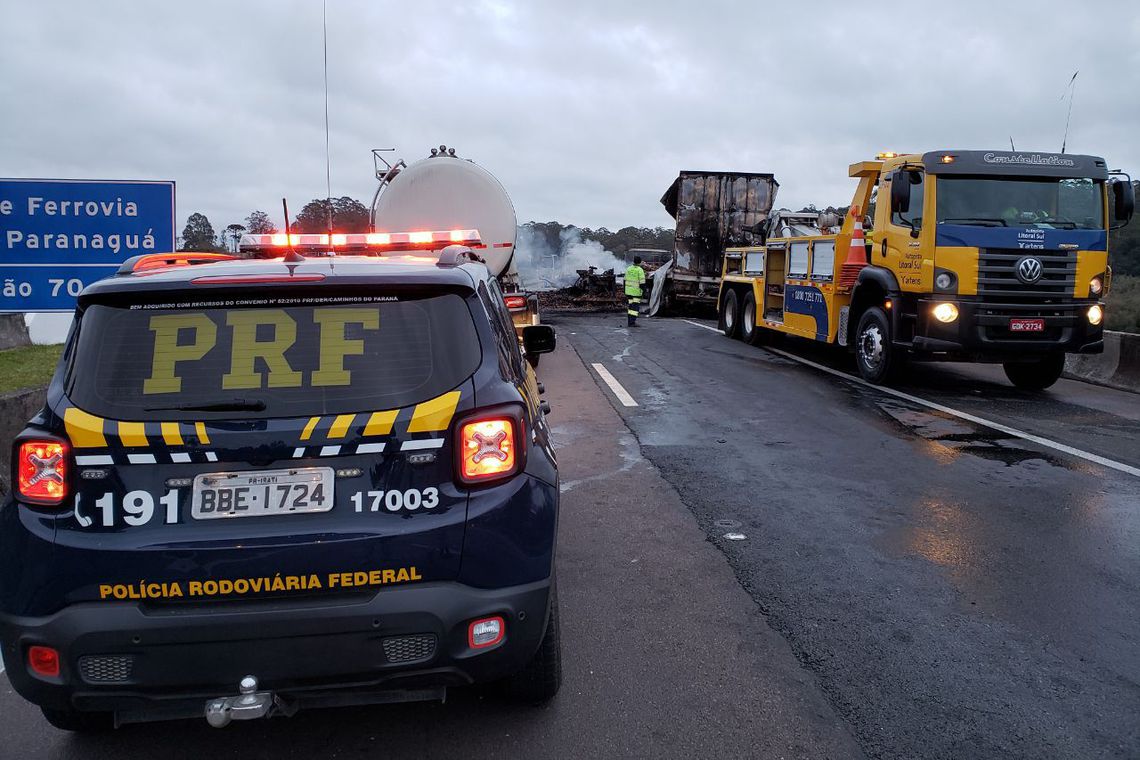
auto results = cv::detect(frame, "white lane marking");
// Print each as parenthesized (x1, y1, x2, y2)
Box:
(401, 439, 445, 451)
(126, 453, 156, 465)
(682, 319, 1140, 479)
(320, 445, 341, 457)
(591, 363, 639, 407)
(356, 442, 386, 454)
(76, 455, 113, 466)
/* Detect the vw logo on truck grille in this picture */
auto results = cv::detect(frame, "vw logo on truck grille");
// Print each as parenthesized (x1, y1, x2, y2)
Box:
(1016, 256, 1044, 285)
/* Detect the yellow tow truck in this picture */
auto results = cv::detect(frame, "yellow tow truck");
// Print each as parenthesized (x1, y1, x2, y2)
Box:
(717, 150, 1134, 389)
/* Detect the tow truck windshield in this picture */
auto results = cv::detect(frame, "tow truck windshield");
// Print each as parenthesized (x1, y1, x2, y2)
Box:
(936, 176, 1104, 229)
(67, 294, 482, 420)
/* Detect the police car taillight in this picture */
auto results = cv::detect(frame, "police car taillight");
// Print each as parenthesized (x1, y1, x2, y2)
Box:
(239, 229, 481, 254)
(16, 438, 70, 506)
(458, 417, 520, 484)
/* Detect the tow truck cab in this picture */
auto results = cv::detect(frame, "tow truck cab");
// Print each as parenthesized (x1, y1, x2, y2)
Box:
(860, 150, 1129, 365)
(0, 239, 560, 730)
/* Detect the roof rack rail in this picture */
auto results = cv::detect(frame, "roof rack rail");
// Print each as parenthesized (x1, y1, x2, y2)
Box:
(118, 252, 239, 275)
(436, 245, 485, 268)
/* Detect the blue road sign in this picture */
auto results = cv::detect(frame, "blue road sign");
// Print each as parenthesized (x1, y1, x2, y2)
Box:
(0, 179, 176, 312)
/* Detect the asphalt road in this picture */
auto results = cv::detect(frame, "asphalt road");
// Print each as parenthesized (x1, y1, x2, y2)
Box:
(2, 313, 1137, 758)
(0, 327, 861, 759)
(560, 312, 1140, 760)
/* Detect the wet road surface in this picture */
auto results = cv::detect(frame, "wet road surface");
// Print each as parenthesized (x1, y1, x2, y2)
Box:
(0, 329, 860, 759)
(559, 313, 1139, 760)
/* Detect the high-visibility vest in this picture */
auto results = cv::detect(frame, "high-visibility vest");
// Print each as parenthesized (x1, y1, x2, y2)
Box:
(624, 265, 646, 297)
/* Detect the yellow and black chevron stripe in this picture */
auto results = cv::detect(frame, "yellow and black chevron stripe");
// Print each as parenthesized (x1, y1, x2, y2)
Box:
(291, 390, 461, 458)
(62, 389, 464, 466)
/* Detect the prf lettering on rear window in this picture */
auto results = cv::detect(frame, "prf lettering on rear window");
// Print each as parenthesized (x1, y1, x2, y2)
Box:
(142, 308, 380, 394)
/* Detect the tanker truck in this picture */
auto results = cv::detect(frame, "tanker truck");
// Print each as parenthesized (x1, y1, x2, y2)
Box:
(370, 145, 542, 352)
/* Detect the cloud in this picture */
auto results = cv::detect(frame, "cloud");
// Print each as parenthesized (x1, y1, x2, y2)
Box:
(1, 0, 1136, 234)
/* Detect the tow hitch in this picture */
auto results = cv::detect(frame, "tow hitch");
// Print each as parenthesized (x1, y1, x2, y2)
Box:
(205, 676, 276, 728)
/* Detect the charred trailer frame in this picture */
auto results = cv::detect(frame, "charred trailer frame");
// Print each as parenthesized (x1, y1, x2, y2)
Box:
(657, 171, 779, 309)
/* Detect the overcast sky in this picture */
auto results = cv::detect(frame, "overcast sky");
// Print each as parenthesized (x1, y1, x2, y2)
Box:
(2, 0, 1137, 235)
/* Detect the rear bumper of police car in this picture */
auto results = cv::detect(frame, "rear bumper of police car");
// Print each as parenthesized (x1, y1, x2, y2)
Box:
(0, 578, 552, 722)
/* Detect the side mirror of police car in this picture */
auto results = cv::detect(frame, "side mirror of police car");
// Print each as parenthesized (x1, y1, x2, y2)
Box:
(522, 325, 556, 355)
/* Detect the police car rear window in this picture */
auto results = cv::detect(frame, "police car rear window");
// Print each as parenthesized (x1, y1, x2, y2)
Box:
(66, 295, 481, 420)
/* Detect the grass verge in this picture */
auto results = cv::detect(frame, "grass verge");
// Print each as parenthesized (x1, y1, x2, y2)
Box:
(0, 344, 63, 394)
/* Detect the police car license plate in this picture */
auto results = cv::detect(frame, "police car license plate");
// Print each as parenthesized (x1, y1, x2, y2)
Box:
(191, 468, 334, 520)
(1009, 318, 1046, 332)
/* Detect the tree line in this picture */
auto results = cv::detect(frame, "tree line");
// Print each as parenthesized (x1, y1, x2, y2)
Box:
(179, 197, 371, 252)
(521, 221, 674, 259)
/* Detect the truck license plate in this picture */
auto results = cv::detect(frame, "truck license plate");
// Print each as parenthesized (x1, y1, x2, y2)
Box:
(1009, 318, 1045, 332)
(191, 468, 334, 520)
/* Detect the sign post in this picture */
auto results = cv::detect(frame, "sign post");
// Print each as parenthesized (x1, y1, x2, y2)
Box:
(0, 179, 176, 313)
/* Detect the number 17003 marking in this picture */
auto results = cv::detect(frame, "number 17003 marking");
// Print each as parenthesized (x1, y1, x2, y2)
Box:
(351, 488, 439, 513)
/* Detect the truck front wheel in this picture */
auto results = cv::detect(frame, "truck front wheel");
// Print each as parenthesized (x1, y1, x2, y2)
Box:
(720, 290, 740, 339)
(854, 307, 900, 384)
(1003, 354, 1065, 391)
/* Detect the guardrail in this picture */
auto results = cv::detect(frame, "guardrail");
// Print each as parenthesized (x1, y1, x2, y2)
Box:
(1065, 330, 1140, 393)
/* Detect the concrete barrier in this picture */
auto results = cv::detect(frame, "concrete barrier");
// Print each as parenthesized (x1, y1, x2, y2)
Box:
(0, 315, 31, 351)
(0, 386, 47, 496)
(1065, 331, 1140, 393)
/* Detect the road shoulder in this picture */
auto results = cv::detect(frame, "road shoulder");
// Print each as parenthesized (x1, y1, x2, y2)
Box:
(549, 332, 864, 758)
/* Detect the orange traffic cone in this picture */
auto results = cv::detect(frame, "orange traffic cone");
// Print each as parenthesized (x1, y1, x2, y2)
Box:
(838, 204, 868, 289)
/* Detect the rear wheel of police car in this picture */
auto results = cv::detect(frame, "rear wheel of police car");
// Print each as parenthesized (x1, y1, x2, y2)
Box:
(720, 290, 741, 339)
(1003, 353, 1065, 391)
(41, 707, 114, 733)
(502, 584, 562, 704)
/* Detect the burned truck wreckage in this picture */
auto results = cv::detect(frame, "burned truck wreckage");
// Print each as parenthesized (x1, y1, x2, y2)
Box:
(528, 168, 835, 315)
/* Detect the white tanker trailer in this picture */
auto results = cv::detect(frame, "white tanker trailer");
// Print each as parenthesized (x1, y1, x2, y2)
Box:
(370, 145, 541, 345)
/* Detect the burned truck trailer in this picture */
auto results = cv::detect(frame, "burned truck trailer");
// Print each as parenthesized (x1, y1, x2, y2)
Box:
(651, 171, 779, 313)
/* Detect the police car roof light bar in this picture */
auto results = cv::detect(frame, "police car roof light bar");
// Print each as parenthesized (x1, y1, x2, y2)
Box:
(237, 229, 482, 255)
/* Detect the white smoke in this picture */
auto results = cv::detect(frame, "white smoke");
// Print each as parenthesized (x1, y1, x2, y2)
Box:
(515, 226, 628, 290)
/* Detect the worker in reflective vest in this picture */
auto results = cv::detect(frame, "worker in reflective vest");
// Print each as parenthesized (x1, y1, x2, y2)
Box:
(624, 256, 647, 327)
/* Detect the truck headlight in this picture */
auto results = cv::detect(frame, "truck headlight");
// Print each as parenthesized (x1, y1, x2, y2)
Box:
(1089, 276, 1103, 296)
(935, 272, 954, 291)
(1087, 304, 1103, 326)
(933, 302, 959, 323)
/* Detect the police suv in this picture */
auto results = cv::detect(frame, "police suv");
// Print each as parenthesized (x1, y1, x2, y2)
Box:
(0, 230, 560, 731)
